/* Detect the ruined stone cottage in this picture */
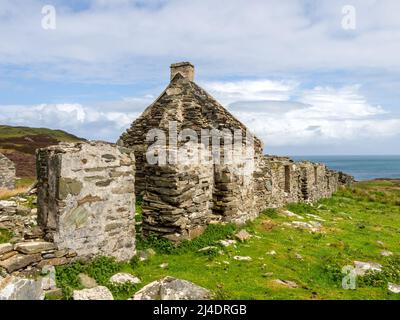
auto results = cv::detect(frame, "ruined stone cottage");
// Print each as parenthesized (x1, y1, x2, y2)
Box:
(119, 62, 353, 241)
(0, 153, 16, 190)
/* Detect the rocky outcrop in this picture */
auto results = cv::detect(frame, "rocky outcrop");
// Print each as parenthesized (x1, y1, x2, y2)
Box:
(36, 141, 136, 261)
(73, 286, 114, 300)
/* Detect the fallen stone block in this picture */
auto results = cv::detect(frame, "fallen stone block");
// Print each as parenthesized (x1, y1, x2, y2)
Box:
(110, 273, 141, 285)
(73, 286, 114, 300)
(0, 276, 45, 300)
(132, 276, 210, 300)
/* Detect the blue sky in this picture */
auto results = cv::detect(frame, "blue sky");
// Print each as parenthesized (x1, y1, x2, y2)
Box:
(1, 0, 399, 155)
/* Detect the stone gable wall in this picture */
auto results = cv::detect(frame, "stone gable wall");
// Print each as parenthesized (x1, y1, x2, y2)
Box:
(36, 142, 136, 261)
(0, 153, 16, 190)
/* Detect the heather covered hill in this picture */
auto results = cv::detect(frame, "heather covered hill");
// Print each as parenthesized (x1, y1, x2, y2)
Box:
(0, 125, 84, 177)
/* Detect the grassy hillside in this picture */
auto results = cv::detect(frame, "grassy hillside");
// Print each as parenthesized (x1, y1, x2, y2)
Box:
(0, 125, 84, 177)
(52, 180, 400, 300)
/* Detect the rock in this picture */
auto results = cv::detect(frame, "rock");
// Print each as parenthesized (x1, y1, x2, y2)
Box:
(388, 283, 400, 294)
(138, 248, 156, 261)
(37, 257, 68, 268)
(353, 261, 382, 276)
(110, 273, 141, 285)
(0, 276, 45, 300)
(266, 250, 276, 256)
(289, 221, 322, 233)
(198, 246, 218, 252)
(0, 243, 13, 255)
(159, 263, 169, 269)
(233, 256, 252, 261)
(132, 276, 210, 300)
(78, 273, 98, 289)
(235, 230, 252, 242)
(305, 214, 325, 222)
(41, 266, 57, 291)
(295, 253, 303, 260)
(0, 253, 41, 273)
(380, 250, 393, 257)
(219, 240, 237, 247)
(281, 210, 304, 220)
(45, 288, 63, 300)
(273, 279, 299, 288)
(73, 286, 114, 300)
(376, 240, 385, 247)
(15, 241, 55, 254)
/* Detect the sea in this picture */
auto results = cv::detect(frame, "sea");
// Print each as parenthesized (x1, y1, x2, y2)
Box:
(290, 155, 400, 181)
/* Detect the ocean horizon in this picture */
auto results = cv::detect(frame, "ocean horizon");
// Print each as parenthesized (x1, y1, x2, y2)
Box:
(290, 155, 400, 181)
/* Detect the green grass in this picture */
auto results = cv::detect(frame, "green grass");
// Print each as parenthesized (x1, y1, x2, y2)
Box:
(55, 180, 400, 300)
(0, 125, 82, 142)
(0, 228, 13, 243)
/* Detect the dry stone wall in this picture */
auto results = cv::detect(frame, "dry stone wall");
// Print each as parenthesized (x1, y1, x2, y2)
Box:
(36, 141, 136, 261)
(0, 153, 16, 190)
(142, 144, 214, 241)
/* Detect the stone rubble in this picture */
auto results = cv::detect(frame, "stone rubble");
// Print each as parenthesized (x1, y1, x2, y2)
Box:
(353, 261, 382, 276)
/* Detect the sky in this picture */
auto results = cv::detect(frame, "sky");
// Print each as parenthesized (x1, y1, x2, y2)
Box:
(0, 0, 399, 155)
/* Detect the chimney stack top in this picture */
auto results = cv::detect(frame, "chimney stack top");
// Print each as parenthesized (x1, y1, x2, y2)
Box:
(170, 62, 194, 81)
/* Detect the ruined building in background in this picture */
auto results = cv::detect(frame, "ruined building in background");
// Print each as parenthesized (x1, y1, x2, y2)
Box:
(120, 62, 354, 241)
(0, 153, 16, 190)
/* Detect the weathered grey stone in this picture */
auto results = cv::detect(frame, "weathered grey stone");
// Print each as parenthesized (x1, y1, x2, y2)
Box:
(235, 230, 252, 242)
(110, 273, 141, 285)
(73, 286, 114, 300)
(0, 243, 13, 255)
(0, 153, 16, 190)
(15, 241, 56, 254)
(132, 276, 210, 300)
(353, 261, 382, 276)
(388, 283, 400, 294)
(272, 279, 299, 288)
(36, 141, 136, 262)
(0, 276, 44, 300)
(41, 266, 57, 291)
(233, 256, 252, 261)
(0, 254, 41, 273)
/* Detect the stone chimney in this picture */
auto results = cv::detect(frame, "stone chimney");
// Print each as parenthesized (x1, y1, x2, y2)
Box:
(170, 62, 194, 81)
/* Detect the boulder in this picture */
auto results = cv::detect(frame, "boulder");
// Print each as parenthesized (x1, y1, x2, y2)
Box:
(353, 261, 382, 276)
(132, 276, 210, 300)
(0, 276, 45, 300)
(110, 273, 141, 285)
(388, 283, 400, 294)
(73, 286, 113, 300)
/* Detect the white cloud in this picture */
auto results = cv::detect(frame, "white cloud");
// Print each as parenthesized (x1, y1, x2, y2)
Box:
(202, 80, 297, 105)
(223, 84, 400, 149)
(1, 0, 400, 82)
(0, 101, 149, 141)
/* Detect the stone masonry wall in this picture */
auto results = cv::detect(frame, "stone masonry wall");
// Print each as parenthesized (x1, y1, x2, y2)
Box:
(142, 144, 214, 241)
(36, 142, 136, 261)
(0, 153, 16, 190)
